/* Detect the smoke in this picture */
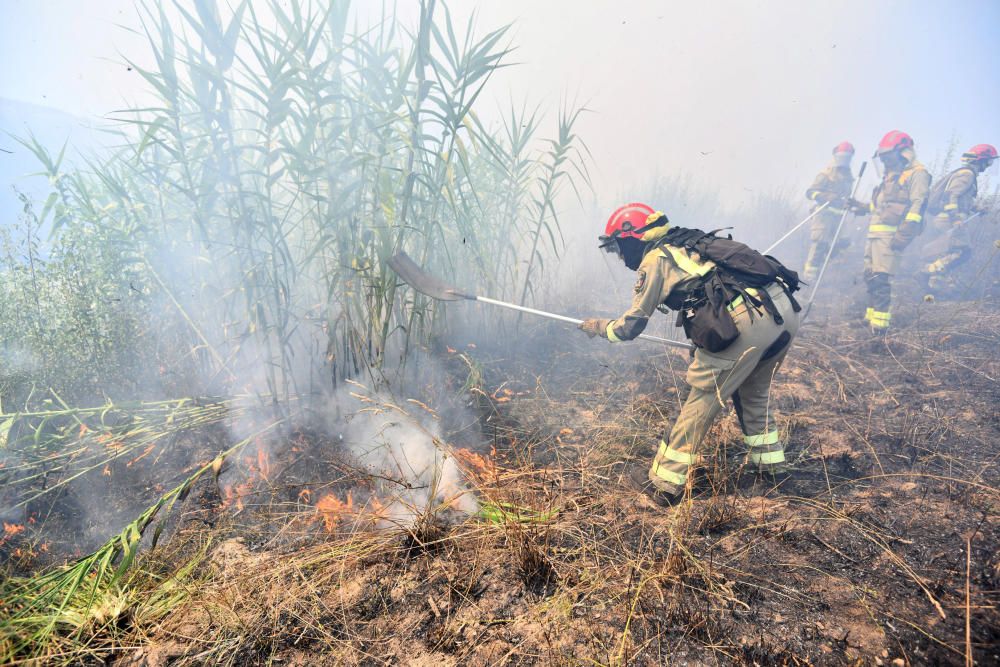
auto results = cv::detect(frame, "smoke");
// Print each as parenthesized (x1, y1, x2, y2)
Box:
(7, 0, 995, 567)
(214, 389, 482, 531)
(339, 390, 480, 526)
(0, 346, 39, 378)
(213, 326, 484, 530)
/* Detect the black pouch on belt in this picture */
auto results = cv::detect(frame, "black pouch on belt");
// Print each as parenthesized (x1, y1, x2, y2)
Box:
(677, 297, 740, 353)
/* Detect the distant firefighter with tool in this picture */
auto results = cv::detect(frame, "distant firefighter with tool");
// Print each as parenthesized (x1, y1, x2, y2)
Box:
(921, 143, 997, 293)
(855, 130, 931, 333)
(579, 203, 801, 502)
(803, 141, 860, 282)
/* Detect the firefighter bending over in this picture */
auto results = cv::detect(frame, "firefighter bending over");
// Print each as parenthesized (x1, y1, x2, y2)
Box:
(921, 143, 997, 292)
(579, 203, 801, 502)
(856, 130, 931, 333)
(803, 141, 858, 282)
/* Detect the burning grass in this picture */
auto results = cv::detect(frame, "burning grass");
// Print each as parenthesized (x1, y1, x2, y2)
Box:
(2, 295, 999, 665)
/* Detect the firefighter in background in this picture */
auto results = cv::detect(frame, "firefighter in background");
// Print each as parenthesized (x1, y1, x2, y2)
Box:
(803, 141, 856, 282)
(922, 144, 997, 291)
(578, 203, 800, 501)
(858, 130, 931, 333)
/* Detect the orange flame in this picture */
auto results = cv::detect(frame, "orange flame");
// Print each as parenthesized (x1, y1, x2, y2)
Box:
(454, 447, 492, 475)
(97, 433, 124, 452)
(1, 522, 25, 547)
(257, 448, 271, 481)
(315, 492, 354, 531)
(222, 479, 255, 511)
(127, 443, 156, 467)
(3, 523, 24, 537)
(220, 444, 273, 511)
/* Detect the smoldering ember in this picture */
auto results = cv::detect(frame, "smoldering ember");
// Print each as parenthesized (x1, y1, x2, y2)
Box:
(1, 2, 998, 665)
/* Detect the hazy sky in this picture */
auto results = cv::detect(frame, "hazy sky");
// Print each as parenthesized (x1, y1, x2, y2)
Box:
(2, 0, 998, 208)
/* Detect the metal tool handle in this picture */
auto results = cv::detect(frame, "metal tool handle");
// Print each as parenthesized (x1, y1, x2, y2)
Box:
(475, 296, 694, 350)
(802, 161, 868, 321)
(763, 202, 830, 255)
(954, 211, 983, 228)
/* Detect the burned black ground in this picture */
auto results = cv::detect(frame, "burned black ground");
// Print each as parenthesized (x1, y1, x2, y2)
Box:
(59, 289, 991, 666)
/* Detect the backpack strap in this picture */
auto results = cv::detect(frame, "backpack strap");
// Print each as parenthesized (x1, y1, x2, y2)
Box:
(660, 244, 715, 277)
(705, 227, 734, 240)
(754, 287, 784, 325)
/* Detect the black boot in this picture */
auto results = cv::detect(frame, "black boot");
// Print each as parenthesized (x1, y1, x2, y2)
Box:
(629, 465, 684, 507)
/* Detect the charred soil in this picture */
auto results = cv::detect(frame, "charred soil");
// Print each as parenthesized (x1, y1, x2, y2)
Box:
(9, 295, 1000, 666)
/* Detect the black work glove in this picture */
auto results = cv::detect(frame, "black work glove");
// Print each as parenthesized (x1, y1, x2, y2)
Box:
(889, 234, 908, 252)
(579, 318, 609, 338)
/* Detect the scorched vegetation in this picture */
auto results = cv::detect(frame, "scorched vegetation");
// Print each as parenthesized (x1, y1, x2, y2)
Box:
(1, 1, 998, 666)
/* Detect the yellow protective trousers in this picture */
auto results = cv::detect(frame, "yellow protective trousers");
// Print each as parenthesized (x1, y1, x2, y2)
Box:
(803, 210, 844, 280)
(649, 284, 800, 492)
(924, 214, 972, 287)
(863, 235, 899, 329)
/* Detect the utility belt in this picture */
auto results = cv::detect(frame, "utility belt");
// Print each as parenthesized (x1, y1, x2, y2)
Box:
(676, 280, 793, 353)
(725, 282, 788, 316)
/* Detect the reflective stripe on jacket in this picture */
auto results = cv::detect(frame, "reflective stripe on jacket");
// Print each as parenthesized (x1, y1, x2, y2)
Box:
(937, 166, 977, 221)
(602, 245, 711, 342)
(868, 161, 931, 243)
(805, 165, 853, 214)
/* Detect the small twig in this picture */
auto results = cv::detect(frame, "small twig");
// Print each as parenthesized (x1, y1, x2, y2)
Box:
(810, 531, 859, 565)
(965, 535, 973, 667)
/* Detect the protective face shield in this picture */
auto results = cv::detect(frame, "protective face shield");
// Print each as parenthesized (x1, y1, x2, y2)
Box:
(961, 144, 998, 173)
(599, 205, 668, 271)
(977, 158, 998, 175)
(832, 152, 852, 168)
(600, 236, 646, 271)
(877, 150, 904, 171)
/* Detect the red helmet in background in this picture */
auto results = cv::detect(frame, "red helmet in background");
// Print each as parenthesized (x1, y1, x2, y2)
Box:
(603, 202, 657, 242)
(833, 141, 855, 154)
(962, 143, 998, 164)
(877, 130, 914, 155)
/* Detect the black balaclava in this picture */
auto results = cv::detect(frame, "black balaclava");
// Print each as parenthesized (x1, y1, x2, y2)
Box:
(879, 150, 905, 171)
(616, 237, 648, 271)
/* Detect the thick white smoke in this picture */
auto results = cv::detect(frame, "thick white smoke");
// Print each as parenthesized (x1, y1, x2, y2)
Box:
(342, 396, 480, 527)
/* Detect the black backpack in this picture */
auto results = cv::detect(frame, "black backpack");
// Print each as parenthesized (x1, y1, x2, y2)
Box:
(653, 227, 801, 352)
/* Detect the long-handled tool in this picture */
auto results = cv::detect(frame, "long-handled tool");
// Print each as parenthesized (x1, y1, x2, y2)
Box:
(763, 202, 830, 255)
(919, 211, 984, 261)
(387, 252, 694, 350)
(802, 160, 867, 321)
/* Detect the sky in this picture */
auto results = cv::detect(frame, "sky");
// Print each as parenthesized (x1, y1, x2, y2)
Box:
(2, 0, 999, 209)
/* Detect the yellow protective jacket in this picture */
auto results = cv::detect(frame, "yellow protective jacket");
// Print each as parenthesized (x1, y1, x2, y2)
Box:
(805, 165, 854, 215)
(868, 158, 931, 246)
(934, 166, 977, 223)
(599, 241, 712, 342)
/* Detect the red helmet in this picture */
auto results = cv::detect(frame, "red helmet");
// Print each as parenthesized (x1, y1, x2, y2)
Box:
(833, 141, 855, 154)
(962, 143, 998, 163)
(603, 202, 658, 241)
(877, 130, 914, 155)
